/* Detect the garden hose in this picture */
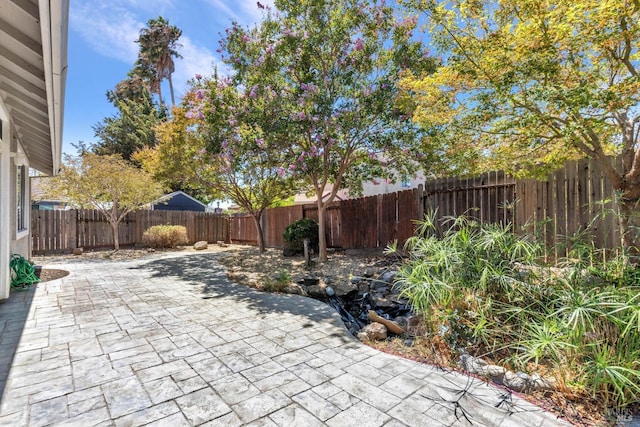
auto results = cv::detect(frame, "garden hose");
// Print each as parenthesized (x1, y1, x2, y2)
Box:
(9, 254, 40, 291)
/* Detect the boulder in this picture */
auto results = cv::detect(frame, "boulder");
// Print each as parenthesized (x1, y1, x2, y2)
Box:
(72, 247, 83, 256)
(363, 267, 375, 278)
(216, 240, 228, 247)
(357, 322, 387, 341)
(333, 281, 358, 297)
(194, 241, 208, 250)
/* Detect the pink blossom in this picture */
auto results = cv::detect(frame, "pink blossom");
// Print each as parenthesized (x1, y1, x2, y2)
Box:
(288, 164, 296, 171)
(249, 85, 258, 98)
(256, 138, 265, 148)
(354, 38, 364, 51)
(277, 167, 285, 177)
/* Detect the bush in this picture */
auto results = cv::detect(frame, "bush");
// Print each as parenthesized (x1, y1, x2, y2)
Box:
(283, 218, 318, 254)
(142, 225, 189, 249)
(389, 211, 640, 411)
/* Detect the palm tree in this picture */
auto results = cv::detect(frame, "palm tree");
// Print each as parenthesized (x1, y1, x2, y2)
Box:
(135, 17, 182, 107)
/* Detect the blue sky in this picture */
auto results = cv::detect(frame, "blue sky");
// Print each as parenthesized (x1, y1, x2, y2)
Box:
(63, 0, 274, 155)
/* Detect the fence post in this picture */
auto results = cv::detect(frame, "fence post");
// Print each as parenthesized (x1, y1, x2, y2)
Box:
(67, 209, 77, 251)
(417, 184, 424, 222)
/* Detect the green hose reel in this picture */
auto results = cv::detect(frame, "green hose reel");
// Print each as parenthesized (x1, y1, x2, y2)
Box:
(9, 254, 40, 291)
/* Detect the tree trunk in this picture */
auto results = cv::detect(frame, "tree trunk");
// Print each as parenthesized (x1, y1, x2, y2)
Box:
(317, 198, 328, 262)
(168, 75, 176, 107)
(251, 213, 266, 253)
(111, 221, 120, 251)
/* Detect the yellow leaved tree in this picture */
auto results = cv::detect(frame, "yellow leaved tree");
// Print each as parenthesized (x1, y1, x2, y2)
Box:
(42, 153, 165, 250)
(401, 0, 640, 253)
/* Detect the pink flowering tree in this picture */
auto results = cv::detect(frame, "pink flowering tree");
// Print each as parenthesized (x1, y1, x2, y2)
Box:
(137, 74, 297, 253)
(220, 0, 437, 261)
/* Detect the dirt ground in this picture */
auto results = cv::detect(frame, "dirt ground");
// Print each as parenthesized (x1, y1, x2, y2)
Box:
(31, 244, 388, 289)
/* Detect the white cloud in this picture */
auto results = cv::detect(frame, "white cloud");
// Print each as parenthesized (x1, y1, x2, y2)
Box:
(70, 1, 143, 63)
(173, 37, 226, 97)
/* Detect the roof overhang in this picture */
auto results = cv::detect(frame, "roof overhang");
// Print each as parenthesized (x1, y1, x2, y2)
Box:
(0, 0, 69, 175)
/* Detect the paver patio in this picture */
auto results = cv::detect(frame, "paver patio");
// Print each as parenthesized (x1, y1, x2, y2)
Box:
(0, 251, 570, 426)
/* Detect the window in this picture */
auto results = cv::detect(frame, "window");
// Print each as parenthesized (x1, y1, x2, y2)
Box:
(16, 165, 26, 231)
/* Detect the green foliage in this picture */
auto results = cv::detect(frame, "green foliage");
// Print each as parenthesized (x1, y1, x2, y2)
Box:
(142, 225, 189, 249)
(93, 88, 165, 162)
(42, 153, 165, 250)
(283, 219, 319, 254)
(221, 0, 437, 260)
(391, 212, 640, 410)
(263, 269, 291, 293)
(135, 16, 182, 106)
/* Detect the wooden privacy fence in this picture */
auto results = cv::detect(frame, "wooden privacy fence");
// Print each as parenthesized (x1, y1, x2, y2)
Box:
(228, 188, 422, 250)
(423, 157, 622, 258)
(32, 209, 229, 254)
(33, 157, 625, 256)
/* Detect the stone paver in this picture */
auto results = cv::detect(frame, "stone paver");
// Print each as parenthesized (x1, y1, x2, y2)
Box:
(0, 252, 571, 426)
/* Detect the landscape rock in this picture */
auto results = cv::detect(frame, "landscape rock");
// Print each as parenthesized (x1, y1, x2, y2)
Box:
(380, 270, 397, 283)
(503, 371, 531, 392)
(285, 283, 307, 296)
(405, 315, 421, 335)
(194, 241, 208, 250)
(370, 281, 390, 292)
(357, 322, 387, 341)
(73, 247, 83, 256)
(216, 240, 227, 247)
(367, 310, 405, 335)
(363, 268, 375, 278)
(357, 282, 370, 294)
(333, 281, 358, 297)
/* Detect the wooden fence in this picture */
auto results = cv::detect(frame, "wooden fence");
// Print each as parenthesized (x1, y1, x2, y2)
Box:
(423, 158, 622, 258)
(32, 157, 626, 256)
(228, 189, 422, 250)
(32, 209, 229, 254)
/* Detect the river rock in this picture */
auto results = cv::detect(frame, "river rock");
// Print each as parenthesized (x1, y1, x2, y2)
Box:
(357, 322, 387, 341)
(194, 241, 208, 250)
(380, 270, 397, 283)
(363, 267, 375, 278)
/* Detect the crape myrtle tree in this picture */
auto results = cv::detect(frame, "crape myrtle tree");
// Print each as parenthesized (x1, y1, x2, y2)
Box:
(221, 0, 436, 261)
(136, 75, 298, 252)
(400, 0, 640, 255)
(41, 153, 165, 250)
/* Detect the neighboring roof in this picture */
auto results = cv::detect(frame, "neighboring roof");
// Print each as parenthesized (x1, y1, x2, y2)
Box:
(152, 191, 208, 208)
(30, 175, 66, 202)
(0, 0, 70, 175)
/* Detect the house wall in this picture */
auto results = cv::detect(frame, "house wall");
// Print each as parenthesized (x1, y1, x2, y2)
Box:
(0, 110, 32, 299)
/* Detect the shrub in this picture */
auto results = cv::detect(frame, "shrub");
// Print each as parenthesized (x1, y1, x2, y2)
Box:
(283, 218, 318, 254)
(389, 211, 640, 411)
(142, 225, 189, 249)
